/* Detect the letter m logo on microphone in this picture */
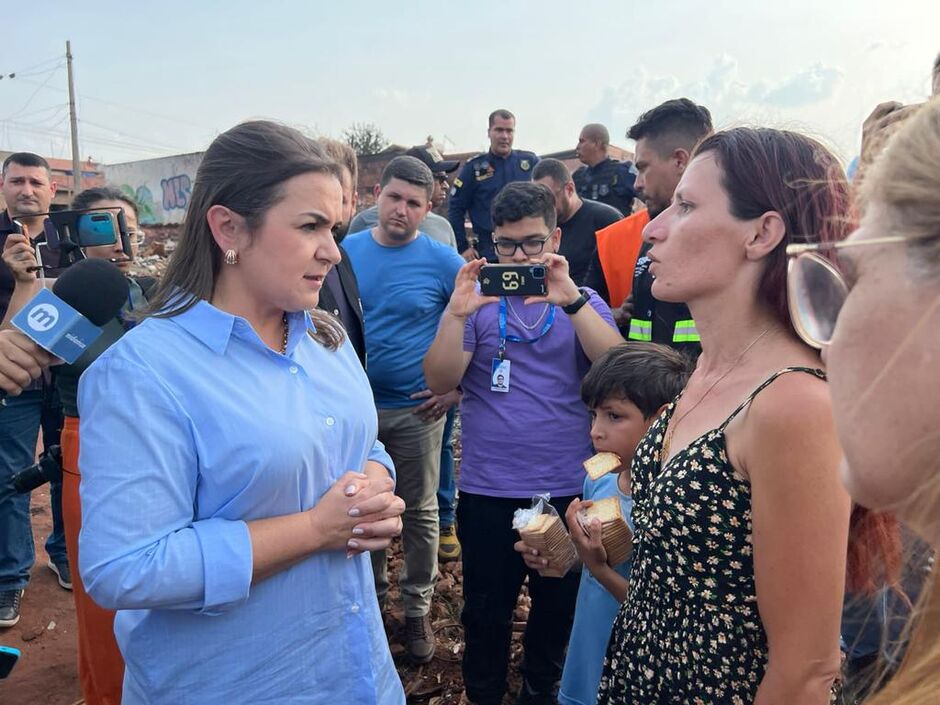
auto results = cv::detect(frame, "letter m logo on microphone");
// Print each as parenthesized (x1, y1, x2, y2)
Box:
(27, 303, 59, 332)
(11, 289, 104, 364)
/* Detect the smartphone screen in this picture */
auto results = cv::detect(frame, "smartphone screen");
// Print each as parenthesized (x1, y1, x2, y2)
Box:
(479, 264, 548, 297)
(76, 212, 120, 247)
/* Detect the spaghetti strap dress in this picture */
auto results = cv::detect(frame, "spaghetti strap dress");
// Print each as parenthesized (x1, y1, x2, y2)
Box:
(596, 367, 839, 704)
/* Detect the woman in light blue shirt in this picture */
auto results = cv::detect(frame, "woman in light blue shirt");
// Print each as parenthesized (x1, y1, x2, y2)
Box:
(77, 121, 406, 705)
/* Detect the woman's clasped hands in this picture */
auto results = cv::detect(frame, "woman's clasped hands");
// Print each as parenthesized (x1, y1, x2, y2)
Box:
(308, 469, 405, 558)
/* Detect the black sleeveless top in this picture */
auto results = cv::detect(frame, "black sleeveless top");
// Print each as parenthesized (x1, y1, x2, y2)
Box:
(596, 367, 837, 705)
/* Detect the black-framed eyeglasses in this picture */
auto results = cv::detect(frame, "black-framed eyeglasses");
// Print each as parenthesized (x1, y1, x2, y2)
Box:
(435, 174, 449, 184)
(786, 236, 906, 348)
(493, 236, 551, 257)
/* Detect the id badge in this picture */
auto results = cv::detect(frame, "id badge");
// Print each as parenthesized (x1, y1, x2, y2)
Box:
(490, 358, 511, 393)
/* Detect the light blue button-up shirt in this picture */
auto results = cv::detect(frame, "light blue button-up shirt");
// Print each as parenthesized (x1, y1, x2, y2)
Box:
(77, 300, 405, 705)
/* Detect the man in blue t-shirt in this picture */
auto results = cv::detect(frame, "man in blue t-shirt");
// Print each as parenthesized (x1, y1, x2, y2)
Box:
(344, 156, 464, 665)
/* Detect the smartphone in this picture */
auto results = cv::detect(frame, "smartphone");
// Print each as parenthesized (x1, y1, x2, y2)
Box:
(47, 209, 132, 259)
(76, 211, 121, 247)
(0, 645, 20, 679)
(479, 264, 547, 297)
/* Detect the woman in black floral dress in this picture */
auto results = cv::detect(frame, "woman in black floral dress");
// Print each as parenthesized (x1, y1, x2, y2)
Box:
(597, 128, 852, 704)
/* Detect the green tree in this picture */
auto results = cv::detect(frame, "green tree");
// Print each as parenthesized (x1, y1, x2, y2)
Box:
(343, 122, 390, 156)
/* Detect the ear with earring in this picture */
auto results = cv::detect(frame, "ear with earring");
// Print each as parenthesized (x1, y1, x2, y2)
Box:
(224, 249, 239, 265)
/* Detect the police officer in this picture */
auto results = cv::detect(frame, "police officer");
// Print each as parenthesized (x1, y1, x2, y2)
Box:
(572, 123, 637, 215)
(447, 109, 539, 261)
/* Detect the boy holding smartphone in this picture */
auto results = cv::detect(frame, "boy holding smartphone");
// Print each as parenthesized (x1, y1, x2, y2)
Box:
(424, 181, 621, 705)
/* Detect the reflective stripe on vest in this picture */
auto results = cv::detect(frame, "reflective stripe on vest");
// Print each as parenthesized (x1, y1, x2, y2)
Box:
(672, 319, 700, 343)
(628, 319, 653, 342)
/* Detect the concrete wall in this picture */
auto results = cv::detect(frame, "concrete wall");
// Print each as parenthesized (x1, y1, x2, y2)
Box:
(104, 152, 203, 225)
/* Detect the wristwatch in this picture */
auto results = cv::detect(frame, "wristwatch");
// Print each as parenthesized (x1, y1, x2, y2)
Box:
(562, 288, 590, 315)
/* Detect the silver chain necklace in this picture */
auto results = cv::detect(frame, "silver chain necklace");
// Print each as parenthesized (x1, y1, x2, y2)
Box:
(506, 298, 551, 332)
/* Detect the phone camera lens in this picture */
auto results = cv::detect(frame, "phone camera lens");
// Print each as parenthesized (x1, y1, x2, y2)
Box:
(531, 266, 546, 278)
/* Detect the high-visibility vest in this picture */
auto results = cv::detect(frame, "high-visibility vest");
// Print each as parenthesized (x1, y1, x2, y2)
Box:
(672, 319, 700, 343)
(628, 319, 652, 341)
(595, 209, 650, 308)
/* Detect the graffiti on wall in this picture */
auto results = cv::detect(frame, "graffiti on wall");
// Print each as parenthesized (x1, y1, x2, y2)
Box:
(161, 174, 192, 211)
(104, 152, 203, 225)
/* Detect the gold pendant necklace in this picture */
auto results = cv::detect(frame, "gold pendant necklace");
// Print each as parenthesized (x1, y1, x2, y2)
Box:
(660, 328, 770, 466)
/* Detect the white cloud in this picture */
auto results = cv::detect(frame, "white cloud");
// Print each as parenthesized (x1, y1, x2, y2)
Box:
(749, 63, 844, 108)
(588, 55, 844, 134)
(373, 87, 412, 106)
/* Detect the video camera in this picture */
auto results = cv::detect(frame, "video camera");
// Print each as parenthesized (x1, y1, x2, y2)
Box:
(10, 445, 62, 494)
(13, 207, 134, 271)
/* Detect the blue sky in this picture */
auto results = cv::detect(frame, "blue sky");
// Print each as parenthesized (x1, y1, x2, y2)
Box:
(3, 0, 937, 165)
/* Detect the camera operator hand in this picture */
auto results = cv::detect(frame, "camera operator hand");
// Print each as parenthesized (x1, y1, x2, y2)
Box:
(2, 229, 39, 284)
(445, 258, 499, 321)
(525, 253, 624, 362)
(0, 330, 53, 397)
(525, 253, 580, 307)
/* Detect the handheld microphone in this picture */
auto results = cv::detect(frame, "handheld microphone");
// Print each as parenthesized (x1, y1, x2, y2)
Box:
(52, 258, 130, 326)
(3, 259, 129, 392)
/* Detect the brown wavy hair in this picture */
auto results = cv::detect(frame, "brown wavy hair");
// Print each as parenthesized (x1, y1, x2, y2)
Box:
(141, 120, 345, 350)
(694, 127, 902, 595)
(693, 128, 854, 333)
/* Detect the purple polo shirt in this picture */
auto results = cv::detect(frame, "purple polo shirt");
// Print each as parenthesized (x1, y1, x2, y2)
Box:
(459, 289, 616, 498)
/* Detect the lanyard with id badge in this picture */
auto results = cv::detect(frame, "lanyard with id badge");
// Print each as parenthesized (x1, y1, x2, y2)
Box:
(491, 298, 555, 393)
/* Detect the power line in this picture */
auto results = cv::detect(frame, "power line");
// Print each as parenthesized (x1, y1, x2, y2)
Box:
(10, 103, 67, 122)
(79, 118, 189, 153)
(0, 54, 63, 79)
(0, 119, 176, 157)
(8, 74, 214, 132)
(3, 63, 64, 120)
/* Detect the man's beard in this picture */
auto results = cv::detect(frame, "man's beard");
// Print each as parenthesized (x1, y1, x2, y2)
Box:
(11, 199, 43, 218)
(646, 200, 670, 220)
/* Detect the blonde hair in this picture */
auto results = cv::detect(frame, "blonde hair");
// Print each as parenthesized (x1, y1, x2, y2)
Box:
(860, 98, 940, 273)
(860, 97, 940, 705)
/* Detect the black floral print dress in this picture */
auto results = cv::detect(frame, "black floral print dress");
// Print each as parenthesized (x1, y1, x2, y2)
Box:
(596, 367, 837, 705)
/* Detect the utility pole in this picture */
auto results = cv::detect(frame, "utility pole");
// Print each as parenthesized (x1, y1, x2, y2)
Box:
(66, 40, 81, 197)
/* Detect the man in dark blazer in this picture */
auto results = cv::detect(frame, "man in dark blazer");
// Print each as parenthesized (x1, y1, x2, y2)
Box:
(316, 138, 366, 366)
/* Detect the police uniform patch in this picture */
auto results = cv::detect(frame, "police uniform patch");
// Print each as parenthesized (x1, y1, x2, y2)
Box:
(453, 178, 463, 188)
(599, 184, 610, 196)
(474, 163, 494, 181)
(520, 159, 530, 171)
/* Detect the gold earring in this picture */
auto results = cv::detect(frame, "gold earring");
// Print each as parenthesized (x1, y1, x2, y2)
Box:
(224, 249, 239, 265)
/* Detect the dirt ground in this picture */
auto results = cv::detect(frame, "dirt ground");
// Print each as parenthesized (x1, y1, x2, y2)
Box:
(1, 484, 81, 705)
(1, 469, 529, 704)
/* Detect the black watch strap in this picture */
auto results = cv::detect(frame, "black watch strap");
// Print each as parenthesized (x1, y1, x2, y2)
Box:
(562, 288, 590, 315)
